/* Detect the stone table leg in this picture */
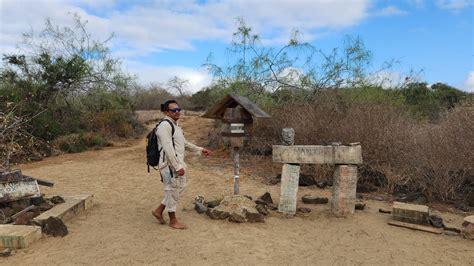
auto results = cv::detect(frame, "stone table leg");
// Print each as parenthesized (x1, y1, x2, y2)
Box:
(331, 165, 358, 217)
(278, 163, 300, 215)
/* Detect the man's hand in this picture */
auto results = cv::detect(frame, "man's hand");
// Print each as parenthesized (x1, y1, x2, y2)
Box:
(202, 148, 211, 156)
(202, 148, 211, 157)
(177, 168, 185, 176)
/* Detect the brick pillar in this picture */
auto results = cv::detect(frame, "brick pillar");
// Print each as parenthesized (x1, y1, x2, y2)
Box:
(278, 163, 300, 215)
(331, 165, 358, 217)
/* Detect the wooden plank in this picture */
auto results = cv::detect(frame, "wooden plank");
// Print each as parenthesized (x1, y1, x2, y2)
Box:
(0, 170, 23, 183)
(10, 205, 36, 220)
(0, 225, 42, 249)
(202, 94, 271, 119)
(231, 95, 271, 118)
(388, 220, 443, 234)
(0, 180, 41, 203)
(27, 177, 54, 187)
(33, 194, 93, 223)
(273, 145, 363, 165)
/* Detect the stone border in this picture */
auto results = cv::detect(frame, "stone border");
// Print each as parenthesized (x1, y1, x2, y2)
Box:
(0, 194, 93, 249)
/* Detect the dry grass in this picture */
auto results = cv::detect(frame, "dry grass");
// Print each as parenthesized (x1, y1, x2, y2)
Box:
(248, 97, 474, 204)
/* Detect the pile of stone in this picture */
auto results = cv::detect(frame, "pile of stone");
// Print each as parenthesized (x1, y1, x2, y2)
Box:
(0, 169, 66, 231)
(194, 192, 278, 223)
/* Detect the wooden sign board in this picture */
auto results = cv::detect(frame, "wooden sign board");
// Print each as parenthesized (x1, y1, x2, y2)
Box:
(0, 179, 41, 203)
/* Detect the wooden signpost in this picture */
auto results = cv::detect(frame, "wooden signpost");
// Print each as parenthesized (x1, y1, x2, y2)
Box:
(202, 94, 271, 195)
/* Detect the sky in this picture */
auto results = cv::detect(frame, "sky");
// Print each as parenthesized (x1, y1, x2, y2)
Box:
(1, 0, 473, 93)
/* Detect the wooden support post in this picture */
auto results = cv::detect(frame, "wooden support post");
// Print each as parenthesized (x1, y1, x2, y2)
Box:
(232, 147, 240, 195)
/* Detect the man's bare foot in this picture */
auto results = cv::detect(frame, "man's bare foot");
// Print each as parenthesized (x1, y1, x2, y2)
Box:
(169, 221, 187, 229)
(151, 210, 166, 224)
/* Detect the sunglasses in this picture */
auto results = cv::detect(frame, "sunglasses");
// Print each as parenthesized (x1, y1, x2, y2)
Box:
(169, 108, 181, 113)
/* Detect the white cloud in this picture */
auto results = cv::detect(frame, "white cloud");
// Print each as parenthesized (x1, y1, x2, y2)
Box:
(464, 71, 474, 92)
(436, 0, 473, 9)
(0, 0, 371, 92)
(366, 71, 413, 88)
(374, 6, 408, 16)
(124, 61, 213, 93)
(407, 0, 425, 8)
(0, 0, 372, 57)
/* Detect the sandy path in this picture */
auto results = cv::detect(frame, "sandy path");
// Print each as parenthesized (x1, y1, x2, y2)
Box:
(4, 114, 474, 265)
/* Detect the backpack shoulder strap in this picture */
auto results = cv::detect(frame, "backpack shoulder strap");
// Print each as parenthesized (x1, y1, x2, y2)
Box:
(161, 119, 175, 136)
(157, 118, 176, 151)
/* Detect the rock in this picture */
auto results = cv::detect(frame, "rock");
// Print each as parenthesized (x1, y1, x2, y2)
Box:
(396, 192, 427, 204)
(194, 202, 207, 214)
(297, 207, 311, 214)
(256, 204, 268, 216)
(379, 208, 392, 214)
(206, 208, 229, 220)
(299, 173, 316, 186)
(257, 192, 273, 205)
(461, 215, 474, 240)
(194, 195, 205, 204)
(246, 212, 265, 223)
(0, 248, 12, 257)
(42, 217, 68, 237)
(31, 196, 44, 206)
(372, 196, 385, 201)
(356, 183, 377, 193)
(14, 211, 35, 225)
(302, 195, 328, 204)
(267, 204, 278, 211)
(355, 202, 366, 210)
(455, 202, 471, 212)
(206, 200, 219, 209)
(429, 215, 444, 228)
(39, 201, 54, 211)
(467, 193, 474, 207)
(443, 230, 459, 237)
(316, 181, 328, 189)
(229, 212, 246, 223)
(267, 176, 281, 185)
(207, 195, 264, 223)
(50, 195, 65, 204)
(443, 226, 461, 233)
(243, 195, 253, 201)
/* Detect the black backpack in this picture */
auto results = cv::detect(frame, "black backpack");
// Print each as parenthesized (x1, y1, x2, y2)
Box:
(146, 119, 175, 172)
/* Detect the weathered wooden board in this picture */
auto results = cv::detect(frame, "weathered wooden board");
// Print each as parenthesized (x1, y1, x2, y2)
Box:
(388, 220, 443, 234)
(0, 170, 23, 182)
(273, 145, 363, 165)
(0, 180, 41, 203)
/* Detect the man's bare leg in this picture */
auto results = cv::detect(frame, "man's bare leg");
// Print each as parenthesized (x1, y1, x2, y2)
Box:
(168, 212, 187, 229)
(152, 204, 166, 224)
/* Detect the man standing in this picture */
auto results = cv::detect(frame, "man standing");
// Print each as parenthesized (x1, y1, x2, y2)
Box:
(152, 100, 210, 229)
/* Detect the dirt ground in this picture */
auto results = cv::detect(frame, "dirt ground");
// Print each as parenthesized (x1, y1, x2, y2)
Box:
(4, 113, 474, 265)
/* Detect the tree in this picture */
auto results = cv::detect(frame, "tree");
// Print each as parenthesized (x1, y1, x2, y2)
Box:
(167, 76, 189, 97)
(0, 14, 139, 156)
(203, 18, 377, 101)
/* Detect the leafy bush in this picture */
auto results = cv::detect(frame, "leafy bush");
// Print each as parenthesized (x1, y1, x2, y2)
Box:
(0, 15, 142, 163)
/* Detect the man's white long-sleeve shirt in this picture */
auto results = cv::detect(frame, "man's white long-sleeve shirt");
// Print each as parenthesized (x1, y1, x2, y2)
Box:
(156, 116, 203, 171)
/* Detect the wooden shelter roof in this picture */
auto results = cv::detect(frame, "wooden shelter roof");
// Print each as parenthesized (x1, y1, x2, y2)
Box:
(202, 94, 271, 119)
